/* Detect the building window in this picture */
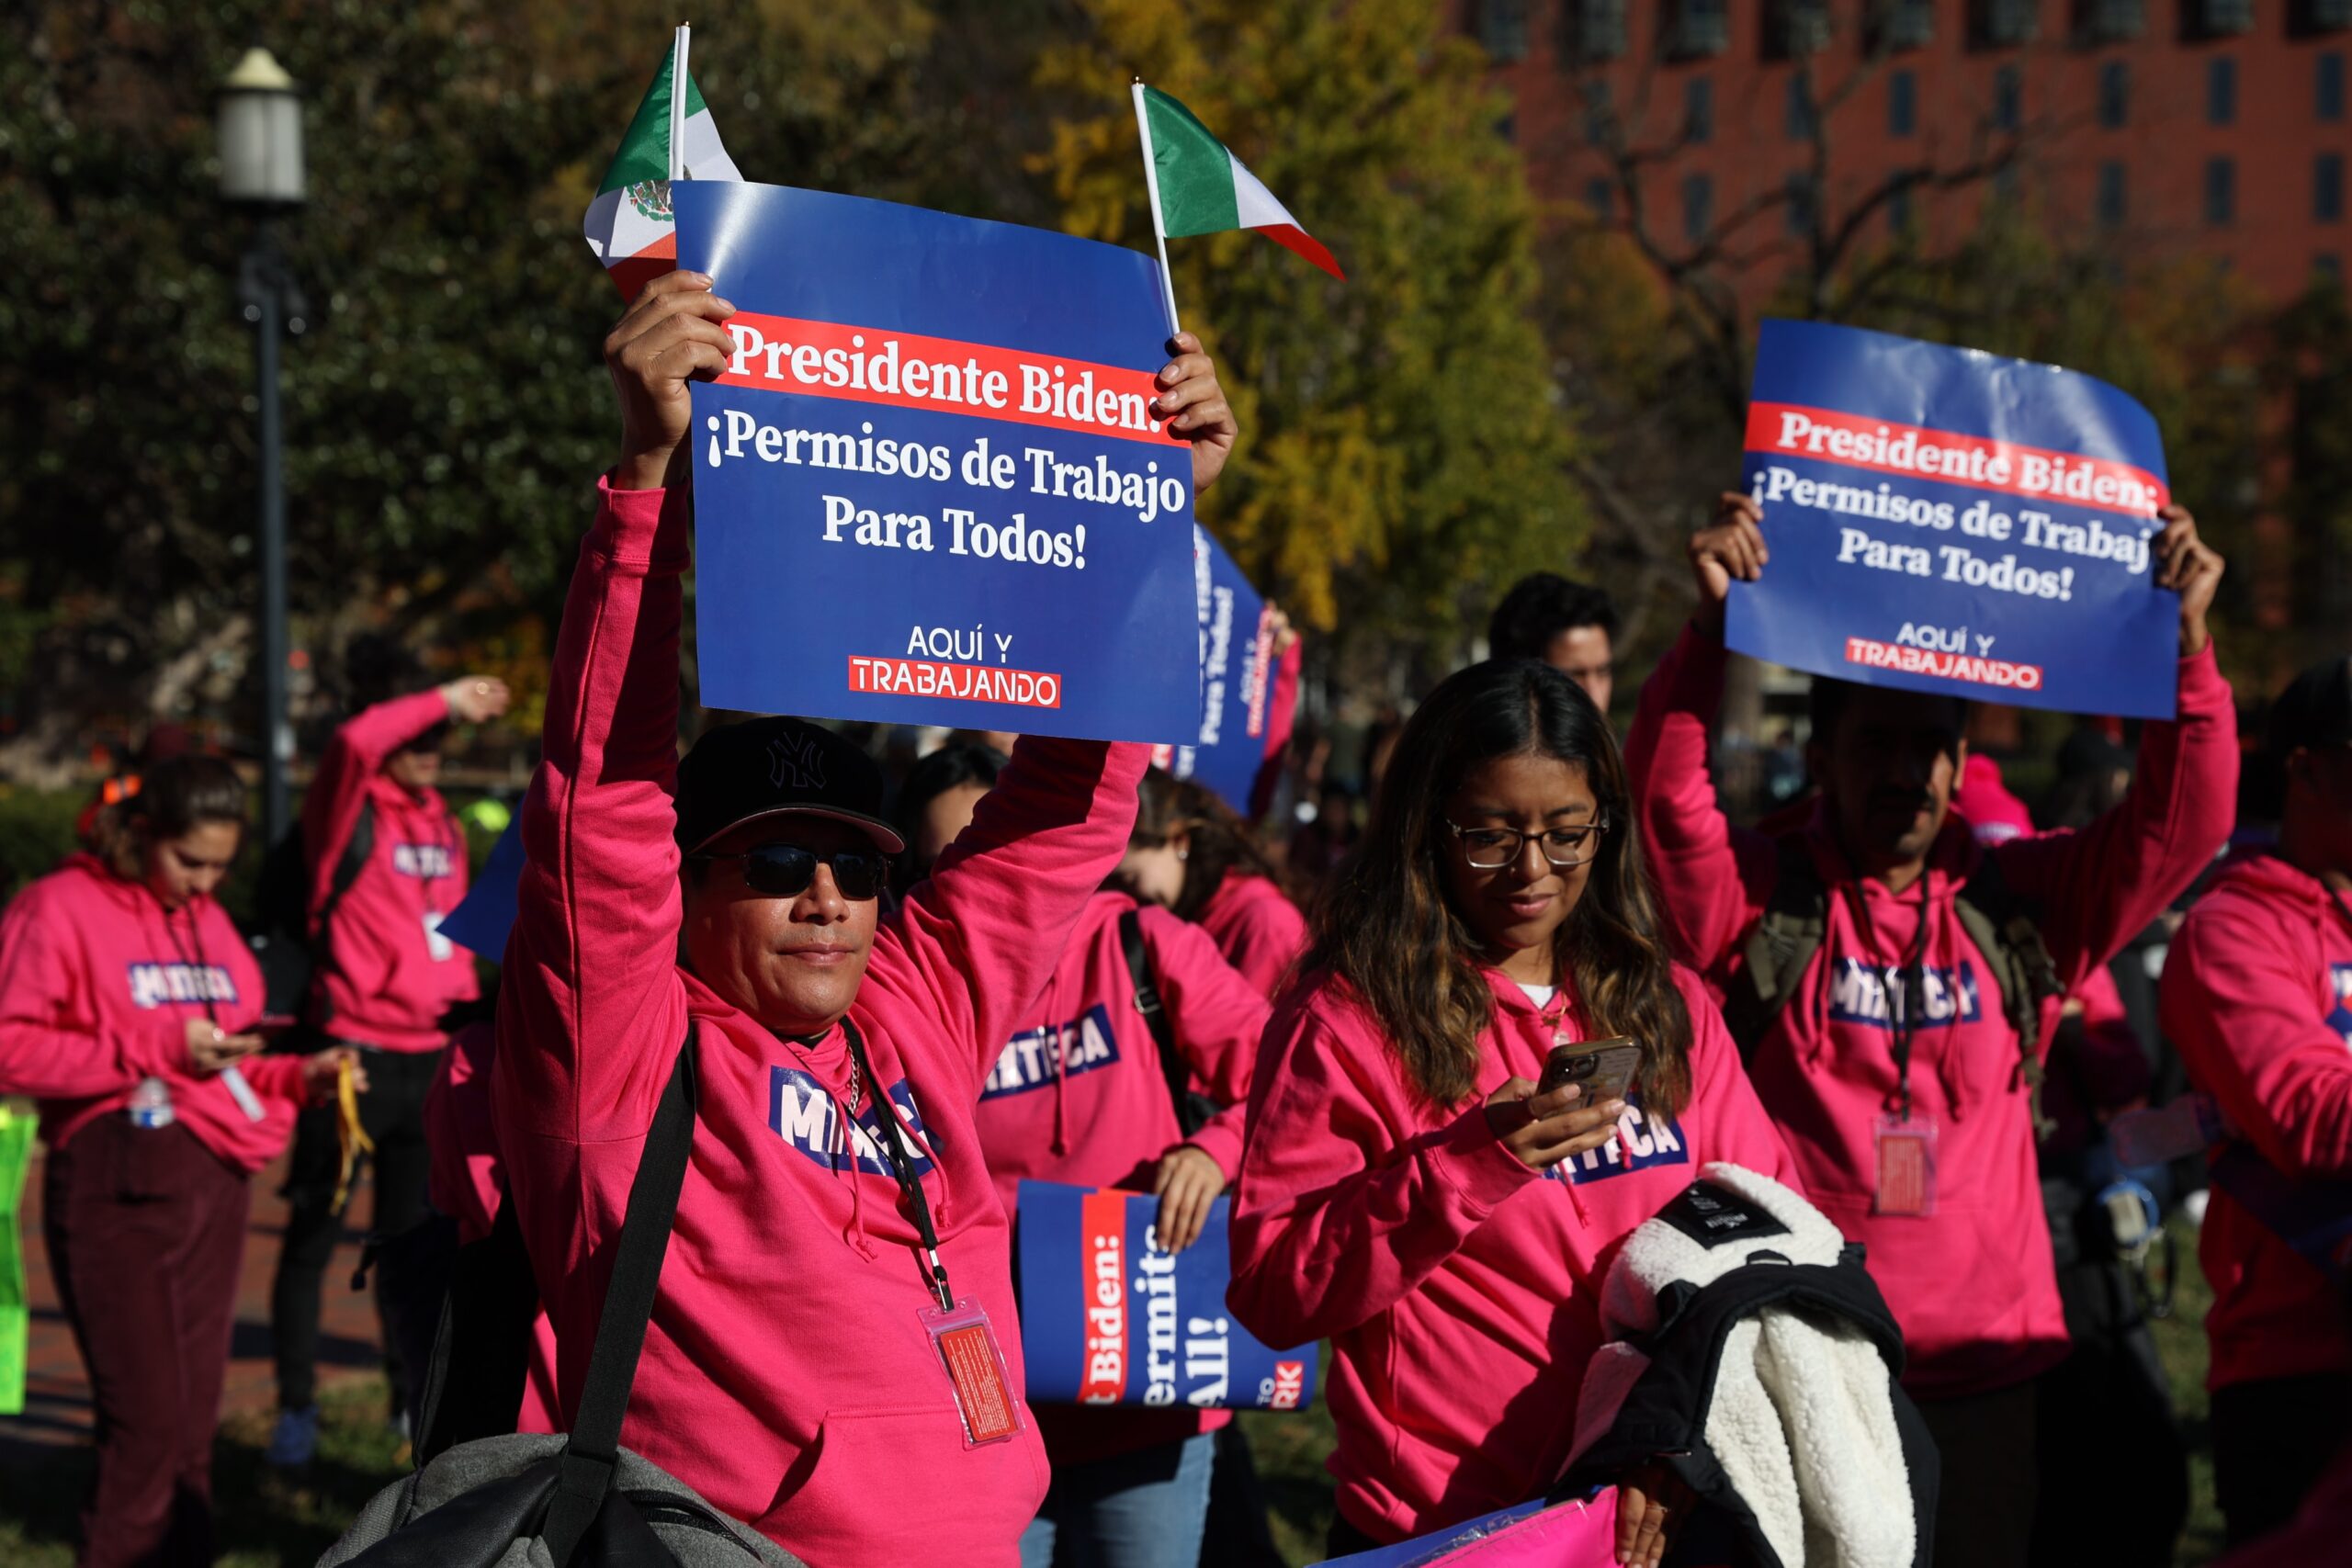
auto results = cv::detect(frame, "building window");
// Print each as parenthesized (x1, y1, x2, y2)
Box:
(1994, 64, 2023, 130)
(2320, 153, 2346, 221)
(2081, 0, 2143, 41)
(1972, 0, 2039, 47)
(2322, 52, 2346, 120)
(2095, 62, 2128, 128)
(1889, 176, 1917, 235)
(2206, 156, 2236, 225)
(2194, 0, 2256, 35)
(1683, 173, 1714, 242)
(2097, 161, 2127, 226)
(1583, 78, 1615, 141)
(1497, 112, 1517, 142)
(1890, 70, 1918, 135)
(1587, 178, 1615, 221)
(2311, 0, 2352, 32)
(1571, 0, 1630, 62)
(1787, 75, 1820, 139)
(1769, 0, 1834, 58)
(1787, 172, 1819, 234)
(2209, 58, 2237, 125)
(1687, 77, 1715, 142)
(1994, 163, 2021, 205)
(1875, 0, 1937, 49)
(2317, 253, 2345, 284)
(1476, 0, 1529, 61)
(1670, 0, 1731, 57)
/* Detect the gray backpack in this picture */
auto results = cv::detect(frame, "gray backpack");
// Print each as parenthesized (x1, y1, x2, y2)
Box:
(319, 1032, 802, 1568)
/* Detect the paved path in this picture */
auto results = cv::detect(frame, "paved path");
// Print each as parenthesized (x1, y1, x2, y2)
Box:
(4, 1145, 386, 1461)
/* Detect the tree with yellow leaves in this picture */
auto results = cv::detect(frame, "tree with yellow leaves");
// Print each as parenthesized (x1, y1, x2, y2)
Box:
(1036, 0, 1583, 672)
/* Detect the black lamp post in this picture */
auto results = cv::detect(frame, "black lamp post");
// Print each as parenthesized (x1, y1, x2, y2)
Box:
(218, 47, 308, 846)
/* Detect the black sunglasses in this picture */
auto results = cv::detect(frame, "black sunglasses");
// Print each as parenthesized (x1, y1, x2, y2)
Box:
(693, 842, 889, 901)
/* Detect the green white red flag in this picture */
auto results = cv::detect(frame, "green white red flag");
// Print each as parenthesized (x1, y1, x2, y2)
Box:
(582, 26, 741, 299)
(1132, 84, 1345, 304)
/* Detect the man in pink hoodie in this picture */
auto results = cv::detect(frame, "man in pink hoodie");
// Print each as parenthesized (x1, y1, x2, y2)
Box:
(2160, 653, 2352, 1546)
(491, 269, 1235, 1563)
(1624, 491, 2236, 1568)
(267, 651, 509, 1465)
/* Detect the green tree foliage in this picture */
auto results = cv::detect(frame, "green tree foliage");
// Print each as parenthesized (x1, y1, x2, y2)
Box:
(1036, 0, 1582, 663)
(0, 0, 950, 770)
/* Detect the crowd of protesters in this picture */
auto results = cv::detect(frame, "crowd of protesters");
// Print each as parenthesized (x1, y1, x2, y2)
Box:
(0, 268, 2346, 1568)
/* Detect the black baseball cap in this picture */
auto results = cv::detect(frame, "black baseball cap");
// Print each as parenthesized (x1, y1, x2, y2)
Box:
(674, 717, 905, 857)
(2265, 654, 2352, 759)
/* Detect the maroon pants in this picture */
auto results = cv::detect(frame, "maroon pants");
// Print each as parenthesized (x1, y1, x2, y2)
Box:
(44, 1116, 249, 1568)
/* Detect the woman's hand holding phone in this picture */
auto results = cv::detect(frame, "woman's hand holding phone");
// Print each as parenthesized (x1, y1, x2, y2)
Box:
(185, 1019, 264, 1074)
(1484, 1077, 1625, 1173)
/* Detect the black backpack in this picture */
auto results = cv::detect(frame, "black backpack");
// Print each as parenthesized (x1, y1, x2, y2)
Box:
(319, 1029, 799, 1568)
(1721, 834, 2064, 1130)
(250, 803, 374, 1023)
(1118, 908, 1220, 1138)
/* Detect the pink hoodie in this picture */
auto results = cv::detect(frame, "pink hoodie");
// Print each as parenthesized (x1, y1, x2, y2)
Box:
(2159, 851, 2352, 1390)
(493, 480, 1149, 1565)
(0, 855, 311, 1170)
(305, 691, 479, 1052)
(1623, 625, 2237, 1398)
(1227, 965, 1801, 1544)
(1196, 872, 1308, 999)
(423, 1019, 559, 1434)
(975, 889, 1268, 1463)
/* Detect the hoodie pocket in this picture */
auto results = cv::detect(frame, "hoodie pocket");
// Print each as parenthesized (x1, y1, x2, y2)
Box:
(789, 1403, 1046, 1554)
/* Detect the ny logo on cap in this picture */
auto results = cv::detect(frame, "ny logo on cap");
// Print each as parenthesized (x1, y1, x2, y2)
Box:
(768, 733, 826, 792)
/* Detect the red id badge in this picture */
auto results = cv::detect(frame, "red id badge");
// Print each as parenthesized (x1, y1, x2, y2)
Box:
(921, 1298, 1024, 1449)
(1873, 1113, 1939, 1217)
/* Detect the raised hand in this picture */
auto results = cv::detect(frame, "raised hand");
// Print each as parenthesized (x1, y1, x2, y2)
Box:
(1153, 332, 1238, 497)
(606, 270, 738, 491)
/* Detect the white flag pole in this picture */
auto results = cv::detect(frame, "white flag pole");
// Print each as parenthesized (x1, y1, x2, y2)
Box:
(1131, 81, 1183, 340)
(669, 25, 690, 182)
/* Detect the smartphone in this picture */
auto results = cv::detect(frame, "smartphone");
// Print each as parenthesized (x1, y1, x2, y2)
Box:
(1537, 1037, 1642, 1105)
(249, 1014, 301, 1042)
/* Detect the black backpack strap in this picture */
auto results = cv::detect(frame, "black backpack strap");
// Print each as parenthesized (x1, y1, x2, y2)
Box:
(1952, 851, 2064, 1135)
(305, 801, 376, 1024)
(1720, 835, 1829, 1065)
(541, 1027, 699, 1568)
(1121, 908, 1208, 1139)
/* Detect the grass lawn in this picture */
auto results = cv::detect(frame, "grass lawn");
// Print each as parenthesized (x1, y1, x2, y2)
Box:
(0, 1215, 2226, 1566)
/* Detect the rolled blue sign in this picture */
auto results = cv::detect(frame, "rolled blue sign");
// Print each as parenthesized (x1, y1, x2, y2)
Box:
(439, 818, 523, 962)
(1157, 525, 1294, 817)
(1732, 319, 2178, 718)
(673, 181, 1200, 743)
(1015, 1179, 1316, 1412)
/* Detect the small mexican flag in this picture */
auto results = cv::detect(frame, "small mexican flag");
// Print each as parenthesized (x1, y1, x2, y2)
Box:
(582, 26, 741, 299)
(1133, 85, 1344, 285)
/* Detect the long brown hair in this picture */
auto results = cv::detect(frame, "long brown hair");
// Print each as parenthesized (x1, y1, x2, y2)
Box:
(1304, 660, 1693, 1116)
(95, 755, 247, 882)
(1131, 767, 1284, 923)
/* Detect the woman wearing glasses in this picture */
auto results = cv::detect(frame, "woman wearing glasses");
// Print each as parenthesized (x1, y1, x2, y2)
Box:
(1226, 659, 1800, 1568)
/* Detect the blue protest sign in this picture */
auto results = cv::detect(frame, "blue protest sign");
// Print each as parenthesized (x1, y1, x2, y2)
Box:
(1731, 320, 2177, 718)
(1154, 525, 1293, 816)
(1016, 1179, 1316, 1411)
(440, 819, 523, 961)
(673, 182, 1199, 742)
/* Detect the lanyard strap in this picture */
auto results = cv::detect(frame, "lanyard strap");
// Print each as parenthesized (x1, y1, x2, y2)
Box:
(841, 1019, 955, 1311)
(1854, 877, 1934, 1122)
(160, 905, 220, 1027)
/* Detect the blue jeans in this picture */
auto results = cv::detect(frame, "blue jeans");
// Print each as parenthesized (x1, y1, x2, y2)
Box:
(1020, 1430, 1216, 1568)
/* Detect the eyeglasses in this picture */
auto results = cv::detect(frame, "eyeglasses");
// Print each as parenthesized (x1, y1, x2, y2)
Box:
(1444, 818, 1610, 870)
(692, 843, 890, 901)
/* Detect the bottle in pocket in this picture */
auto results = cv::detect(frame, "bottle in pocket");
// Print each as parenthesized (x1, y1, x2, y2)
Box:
(126, 1076, 175, 1129)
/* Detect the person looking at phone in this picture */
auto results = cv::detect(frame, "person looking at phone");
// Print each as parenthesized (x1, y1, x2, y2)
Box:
(268, 641, 510, 1467)
(0, 755, 355, 1567)
(492, 269, 1238, 1563)
(1623, 491, 2236, 1568)
(1227, 659, 1799, 1567)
